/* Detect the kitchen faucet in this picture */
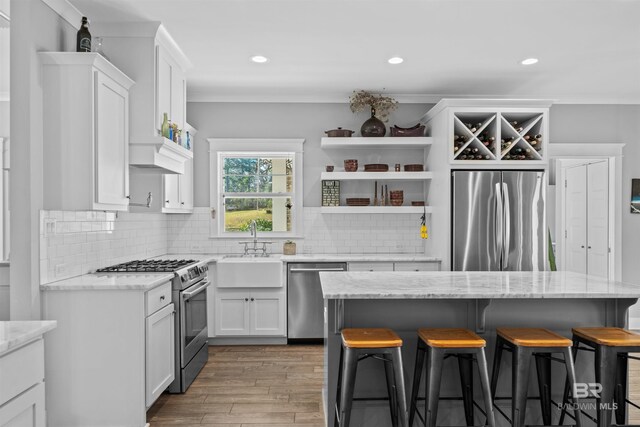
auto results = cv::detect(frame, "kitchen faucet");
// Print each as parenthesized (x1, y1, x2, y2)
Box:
(241, 220, 272, 256)
(249, 220, 258, 245)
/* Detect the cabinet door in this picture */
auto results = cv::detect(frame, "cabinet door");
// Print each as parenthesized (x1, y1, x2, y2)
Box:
(0, 382, 45, 427)
(145, 303, 175, 408)
(180, 158, 194, 210)
(94, 71, 129, 208)
(163, 174, 181, 209)
(250, 291, 285, 336)
(394, 262, 441, 272)
(348, 262, 394, 272)
(156, 45, 173, 132)
(215, 291, 250, 336)
(171, 68, 186, 131)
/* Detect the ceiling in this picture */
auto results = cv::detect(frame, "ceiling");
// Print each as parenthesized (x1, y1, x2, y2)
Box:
(70, 0, 640, 104)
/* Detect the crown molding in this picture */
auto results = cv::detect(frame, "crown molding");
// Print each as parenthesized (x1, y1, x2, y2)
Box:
(41, 0, 82, 30)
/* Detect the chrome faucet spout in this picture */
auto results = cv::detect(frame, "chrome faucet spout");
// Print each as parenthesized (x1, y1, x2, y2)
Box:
(249, 220, 258, 245)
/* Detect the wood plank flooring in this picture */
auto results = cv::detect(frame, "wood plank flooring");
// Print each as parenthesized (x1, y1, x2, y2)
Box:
(147, 345, 325, 426)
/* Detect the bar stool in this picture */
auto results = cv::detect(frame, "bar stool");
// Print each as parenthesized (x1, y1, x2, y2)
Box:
(408, 328, 496, 427)
(559, 327, 640, 427)
(490, 328, 582, 427)
(334, 328, 408, 427)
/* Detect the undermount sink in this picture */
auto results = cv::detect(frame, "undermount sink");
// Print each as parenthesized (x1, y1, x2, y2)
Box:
(217, 256, 283, 288)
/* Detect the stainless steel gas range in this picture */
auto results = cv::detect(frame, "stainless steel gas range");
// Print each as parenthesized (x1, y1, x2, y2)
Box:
(96, 258, 210, 393)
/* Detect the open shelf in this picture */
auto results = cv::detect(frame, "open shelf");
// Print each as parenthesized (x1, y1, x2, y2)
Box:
(320, 206, 433, 214)
(321, 137, 432, 149)
(321, 171, 433, 181)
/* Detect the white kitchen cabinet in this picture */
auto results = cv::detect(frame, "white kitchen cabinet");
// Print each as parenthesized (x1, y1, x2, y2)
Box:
(156, 44, 186, 132)
(214, 289, 285, 337)
(0, 383, 45, 427)
(163, 158, 194, 212)
(393, 261, 442, 271)
(41, 281, 175, 426)
(348, 262, 394, 272)
(145, 303, 175, 407)
(40, 52, 134, 211)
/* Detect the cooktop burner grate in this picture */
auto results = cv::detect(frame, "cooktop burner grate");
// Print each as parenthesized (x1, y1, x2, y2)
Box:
(96, 259, 197, 273)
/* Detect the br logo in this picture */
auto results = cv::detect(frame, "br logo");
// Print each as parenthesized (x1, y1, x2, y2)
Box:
(574, 383, 602, 399)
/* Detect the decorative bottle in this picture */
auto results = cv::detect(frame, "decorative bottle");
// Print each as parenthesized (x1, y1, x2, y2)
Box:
(76, 17, 92, 52)
(161, 113, 170, 139)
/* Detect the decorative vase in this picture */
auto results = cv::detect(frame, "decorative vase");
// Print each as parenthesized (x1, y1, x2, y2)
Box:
(361, 107, 386, 137)
(283, 242, 296, 255)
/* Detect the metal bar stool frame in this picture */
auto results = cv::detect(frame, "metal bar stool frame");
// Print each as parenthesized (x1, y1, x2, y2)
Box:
(490, 333, 583, 427)
(334, 342, 408, 427)
(559, 332, 640, 427)
(408, 337, 496, 427)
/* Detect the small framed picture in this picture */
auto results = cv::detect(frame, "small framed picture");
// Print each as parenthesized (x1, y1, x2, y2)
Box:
(631, 179, 640, 213)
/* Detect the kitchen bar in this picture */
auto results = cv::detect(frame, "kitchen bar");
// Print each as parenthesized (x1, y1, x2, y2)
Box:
(321, 271, 640, 426)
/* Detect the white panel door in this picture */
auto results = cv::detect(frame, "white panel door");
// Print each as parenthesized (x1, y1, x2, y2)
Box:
(94, 71, 129, 208)
(156, 45, 173, 132)
(250, 291, 285, 336)
(0, 383, 45, 427)
(215, 291, 250, 336)
(587, 161, 609, 278)
(163, 174, 181, 209)
(564, 165, 587, 274)
(145, 303, 175, 408)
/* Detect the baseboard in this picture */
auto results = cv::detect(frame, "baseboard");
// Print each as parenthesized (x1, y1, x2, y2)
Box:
(209, 336, 287, 345)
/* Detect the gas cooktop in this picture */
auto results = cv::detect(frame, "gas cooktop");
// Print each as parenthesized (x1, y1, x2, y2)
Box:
(96, 259, 198, 273)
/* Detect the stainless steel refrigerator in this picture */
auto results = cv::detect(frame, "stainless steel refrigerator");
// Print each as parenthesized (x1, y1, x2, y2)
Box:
(452, 170, 546, 271)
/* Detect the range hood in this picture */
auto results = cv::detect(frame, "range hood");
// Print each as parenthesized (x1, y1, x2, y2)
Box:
(129, 136, 193, 174)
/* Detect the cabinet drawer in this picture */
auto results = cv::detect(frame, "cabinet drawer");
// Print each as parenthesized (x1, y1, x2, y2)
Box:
(348, 262, 394, 272)
(0, 339, 44, 407)
(146, 282, 172, 316)
(394, 262, 441, 272)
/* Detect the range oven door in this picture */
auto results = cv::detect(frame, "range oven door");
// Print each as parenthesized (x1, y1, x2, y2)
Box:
(180, 279, 210, 367)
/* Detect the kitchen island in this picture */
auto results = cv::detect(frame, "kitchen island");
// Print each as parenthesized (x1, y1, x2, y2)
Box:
(320, 271, 640, 426)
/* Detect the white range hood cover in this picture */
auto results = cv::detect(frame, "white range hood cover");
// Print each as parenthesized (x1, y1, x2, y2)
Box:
(129, 136, 193, 174)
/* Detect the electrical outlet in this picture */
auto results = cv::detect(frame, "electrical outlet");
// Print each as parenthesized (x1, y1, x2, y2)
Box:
(55, 263, 66, 277)
(44, 219, 57, 236)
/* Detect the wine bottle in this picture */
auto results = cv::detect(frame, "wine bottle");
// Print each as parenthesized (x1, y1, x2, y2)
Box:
(76, 17, 92, 52)
(161, 113, 170, 139)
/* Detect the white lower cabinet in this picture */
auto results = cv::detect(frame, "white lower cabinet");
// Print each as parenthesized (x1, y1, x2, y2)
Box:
(145, 303, 175, 407)
(348, 262, 394, 272)
(215, 289, 285, 337)
(0, 383, 45, 427)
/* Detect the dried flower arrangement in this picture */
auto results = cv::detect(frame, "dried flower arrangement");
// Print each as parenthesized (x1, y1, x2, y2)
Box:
(349, 90, 398, 122)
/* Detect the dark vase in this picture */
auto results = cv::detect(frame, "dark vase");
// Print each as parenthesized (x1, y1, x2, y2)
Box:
(361, 107, 386, 137)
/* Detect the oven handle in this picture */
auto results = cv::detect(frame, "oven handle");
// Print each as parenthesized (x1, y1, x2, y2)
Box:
(182, 281, 211, 300)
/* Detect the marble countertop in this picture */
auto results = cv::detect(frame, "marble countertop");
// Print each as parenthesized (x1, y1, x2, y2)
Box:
(0, 321, 57, 356)
(320, 271, 640, 299)
(150, 253, 222, 264)
(41, 272, 174, 291)
(281, 254, 442, 263)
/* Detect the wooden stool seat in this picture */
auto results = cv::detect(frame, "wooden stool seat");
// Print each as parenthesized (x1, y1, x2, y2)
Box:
(496, 327, 572, 347)
(417, 328, 486, 348)
(341, 328, 403, 349)
(572, 327, 640, 347)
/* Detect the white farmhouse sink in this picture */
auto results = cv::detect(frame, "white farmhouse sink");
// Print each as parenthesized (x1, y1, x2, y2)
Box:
(217, 256, 283, 288)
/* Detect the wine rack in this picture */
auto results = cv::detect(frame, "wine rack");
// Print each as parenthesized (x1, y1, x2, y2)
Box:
(449, 110, 546, 164)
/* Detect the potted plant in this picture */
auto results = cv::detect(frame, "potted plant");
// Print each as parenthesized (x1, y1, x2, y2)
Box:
(349, 90, 398, 137)
(283, 240, 296, 255)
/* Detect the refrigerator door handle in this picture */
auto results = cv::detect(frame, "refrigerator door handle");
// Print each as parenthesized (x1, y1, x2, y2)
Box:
(502, 182, 511, 270)
(495, 182, 503, 270)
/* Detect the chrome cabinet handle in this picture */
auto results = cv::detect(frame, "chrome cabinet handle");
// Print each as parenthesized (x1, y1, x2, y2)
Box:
(160, 295, 165, 301)
(181, 202, 185, 205)
(245, 298, 249, 302)
(126, 195, 131, 199)
(251, 298, 254, 302)
(166, 200, 170, 204)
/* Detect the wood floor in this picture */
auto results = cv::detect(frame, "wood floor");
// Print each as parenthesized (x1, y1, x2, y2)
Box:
(148, 344, 640, 426)
(147, 345, 325, 426)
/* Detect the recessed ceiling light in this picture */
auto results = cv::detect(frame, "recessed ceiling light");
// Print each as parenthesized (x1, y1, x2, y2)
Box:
(388, 57, 404, 65)
(251, 55, 269, 63)
(521, 58, 539, 65)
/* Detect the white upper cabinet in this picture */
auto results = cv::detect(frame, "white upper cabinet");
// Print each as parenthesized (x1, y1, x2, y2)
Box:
(93, 22, 192, 174)
(40, 53, 134, 211)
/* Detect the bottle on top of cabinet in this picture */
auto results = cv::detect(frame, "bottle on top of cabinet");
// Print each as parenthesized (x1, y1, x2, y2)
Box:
(76, 17, 91, 52)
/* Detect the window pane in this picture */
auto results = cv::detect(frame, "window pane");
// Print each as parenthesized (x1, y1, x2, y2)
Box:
(224, 158, 257, 175)
(224, 197, 292, 233)
(224, 175, 256, 193)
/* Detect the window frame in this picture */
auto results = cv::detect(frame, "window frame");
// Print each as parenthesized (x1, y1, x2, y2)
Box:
(208, 138, 304, 239)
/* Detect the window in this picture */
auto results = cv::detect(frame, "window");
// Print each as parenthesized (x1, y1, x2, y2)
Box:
(209, 139, 304, 238)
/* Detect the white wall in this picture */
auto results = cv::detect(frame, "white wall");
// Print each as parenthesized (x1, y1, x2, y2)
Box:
(10, 0, 78, 319)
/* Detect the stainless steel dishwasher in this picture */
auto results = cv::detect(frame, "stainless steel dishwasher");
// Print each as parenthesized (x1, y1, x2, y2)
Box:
(287, 263, 347, 340)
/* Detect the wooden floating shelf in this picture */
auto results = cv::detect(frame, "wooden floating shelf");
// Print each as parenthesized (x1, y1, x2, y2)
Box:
(321, 137, 433, 149)
(320, 206, 433, 214)
(321, 171, 433, 181)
